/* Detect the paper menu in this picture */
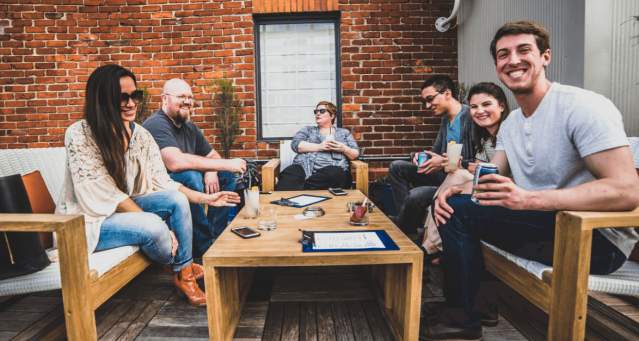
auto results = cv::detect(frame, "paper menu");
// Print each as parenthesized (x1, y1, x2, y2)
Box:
(313, 232, 385, 250)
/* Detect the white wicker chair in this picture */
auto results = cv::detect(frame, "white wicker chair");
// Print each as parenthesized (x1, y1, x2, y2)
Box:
(0, 148, 151, 340)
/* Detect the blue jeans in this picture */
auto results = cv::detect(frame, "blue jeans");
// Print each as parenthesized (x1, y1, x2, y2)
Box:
(439, 194, 627, 328)
(170, 170, 238, 257)
(388, 160, 444, 234)
(96, 190, 193, 272)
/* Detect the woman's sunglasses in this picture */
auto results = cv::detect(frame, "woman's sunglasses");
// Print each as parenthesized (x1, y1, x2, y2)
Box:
(313, 108, 329, 115)
(120, 90, 144, 105)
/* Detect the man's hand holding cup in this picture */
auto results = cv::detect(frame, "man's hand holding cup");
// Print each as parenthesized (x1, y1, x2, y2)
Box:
(418, 151, 447, 174)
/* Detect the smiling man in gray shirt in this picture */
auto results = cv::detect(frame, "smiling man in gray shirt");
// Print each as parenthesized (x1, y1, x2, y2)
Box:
(425, 21, 639, 341)
(144, 79, 246, 257)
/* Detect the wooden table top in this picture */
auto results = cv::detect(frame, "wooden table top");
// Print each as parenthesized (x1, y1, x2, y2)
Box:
(203, 190, 423, 267)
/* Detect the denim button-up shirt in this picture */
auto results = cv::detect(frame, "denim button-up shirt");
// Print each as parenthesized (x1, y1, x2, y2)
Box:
(290, 126, 360, 179)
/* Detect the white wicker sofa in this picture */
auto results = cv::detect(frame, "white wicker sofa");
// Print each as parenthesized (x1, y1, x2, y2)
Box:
(481, 137, 639, 340)
(0, 148, 151, 340)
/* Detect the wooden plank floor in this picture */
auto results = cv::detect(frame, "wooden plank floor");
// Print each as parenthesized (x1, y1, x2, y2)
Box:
(259, 267, 394, 341)
(0, 263, 552, 340)
(496, 280, 639, 340)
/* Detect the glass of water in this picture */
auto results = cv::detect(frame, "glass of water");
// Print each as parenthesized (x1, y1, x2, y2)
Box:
(243, 188, 259, 218)
(257, 206, 277, 231)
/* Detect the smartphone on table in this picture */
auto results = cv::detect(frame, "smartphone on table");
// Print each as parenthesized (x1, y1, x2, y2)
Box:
(328, 187, 347, 196)
(231, 226, 261, 239)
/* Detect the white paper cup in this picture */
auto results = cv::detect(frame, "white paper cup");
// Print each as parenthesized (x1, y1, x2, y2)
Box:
(446, 143, 463, 172)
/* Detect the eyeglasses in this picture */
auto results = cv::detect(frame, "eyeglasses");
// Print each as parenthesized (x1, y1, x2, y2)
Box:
(313, 108, 328, 115)
(164, 93, 194, 103)
(120, 90, 144, 105)
(422, 91, 443, 105)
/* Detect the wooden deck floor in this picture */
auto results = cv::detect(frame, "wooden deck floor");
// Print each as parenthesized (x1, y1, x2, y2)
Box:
(495, 280, 639, 340)
(0, 263, 534, 340)
(9, 262, 632, 340)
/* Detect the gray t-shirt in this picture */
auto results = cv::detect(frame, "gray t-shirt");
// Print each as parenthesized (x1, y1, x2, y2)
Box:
(143, 110, 212, 157)
(475, 138, 496, 163)
(496, 82, 637, 256)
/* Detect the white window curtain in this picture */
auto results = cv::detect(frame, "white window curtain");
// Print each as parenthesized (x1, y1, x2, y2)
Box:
(259, 22, 337, 139)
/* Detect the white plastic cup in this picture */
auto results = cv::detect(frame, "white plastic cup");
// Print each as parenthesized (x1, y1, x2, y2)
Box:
(446, 143, 463, 172)
(324, 134, 339, 159)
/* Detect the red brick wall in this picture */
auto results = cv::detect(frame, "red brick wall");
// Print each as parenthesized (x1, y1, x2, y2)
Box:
(0, 0, 457, 161)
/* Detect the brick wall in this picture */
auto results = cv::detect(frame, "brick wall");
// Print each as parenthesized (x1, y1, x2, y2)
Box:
(0, 0, 457, 163)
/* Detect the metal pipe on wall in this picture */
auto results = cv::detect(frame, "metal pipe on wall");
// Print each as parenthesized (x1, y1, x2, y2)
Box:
(435, 0, 461, 32)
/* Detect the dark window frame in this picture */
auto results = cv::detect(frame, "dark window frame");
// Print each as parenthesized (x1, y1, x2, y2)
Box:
(254, 12, 342, 141)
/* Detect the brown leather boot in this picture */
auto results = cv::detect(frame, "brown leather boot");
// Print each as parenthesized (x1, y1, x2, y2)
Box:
(174, 265, 206, 307)
(191, 263, 204, 280)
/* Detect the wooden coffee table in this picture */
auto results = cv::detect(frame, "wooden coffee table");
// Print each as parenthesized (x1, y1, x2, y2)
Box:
(203, 190, 423, 340)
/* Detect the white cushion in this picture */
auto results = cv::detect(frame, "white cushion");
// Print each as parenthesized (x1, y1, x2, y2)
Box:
(483, 242, 639, 296)
(0, 148, 144, 297)
(629, 137, 639, 168)
(279, 140, 296, 170)
(0, 147, 67, 202)
(0, 245, 139, 296)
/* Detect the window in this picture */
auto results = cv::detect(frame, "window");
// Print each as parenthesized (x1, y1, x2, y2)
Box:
(255, 15, 340, 140)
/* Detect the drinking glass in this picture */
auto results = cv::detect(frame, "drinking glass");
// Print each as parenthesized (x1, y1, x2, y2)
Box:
(243, 189, 259, 218)
(257, 206, 277, 231)
(348, 201, 369, 226)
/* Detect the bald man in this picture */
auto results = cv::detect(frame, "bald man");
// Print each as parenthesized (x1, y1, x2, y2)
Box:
(144, 79, 246, 257)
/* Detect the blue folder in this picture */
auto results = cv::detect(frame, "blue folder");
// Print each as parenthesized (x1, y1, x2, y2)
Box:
(301, 230, 399, 252)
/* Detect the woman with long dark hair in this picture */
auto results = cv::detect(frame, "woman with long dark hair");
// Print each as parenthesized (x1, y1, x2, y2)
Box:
(422, 82, 510, 255)
(468, 82, 511, 165)
(57, 64, 240, 306)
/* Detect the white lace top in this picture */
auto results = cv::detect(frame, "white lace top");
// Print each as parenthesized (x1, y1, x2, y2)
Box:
(55, 120, 181, 253)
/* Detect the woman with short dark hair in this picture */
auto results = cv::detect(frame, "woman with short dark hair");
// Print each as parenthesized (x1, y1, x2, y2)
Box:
(276, 101, 360, 190)
(56, 64, 240, 306)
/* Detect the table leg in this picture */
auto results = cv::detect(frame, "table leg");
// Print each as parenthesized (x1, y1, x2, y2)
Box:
(204, 265, 254, 341)
(376, 259, 423, 341)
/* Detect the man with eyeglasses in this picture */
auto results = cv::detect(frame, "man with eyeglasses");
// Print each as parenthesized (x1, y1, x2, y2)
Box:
(143, 78, 247, 257)
(388, 75, 475, 240)
(422, 21, 639, 341)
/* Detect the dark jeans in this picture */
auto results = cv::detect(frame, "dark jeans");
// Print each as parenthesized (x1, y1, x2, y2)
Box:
(276, 164, 352, 190)
(170, 170, 238, 257)
(439, 194, 627, 328)
(388, 160, 445, 234)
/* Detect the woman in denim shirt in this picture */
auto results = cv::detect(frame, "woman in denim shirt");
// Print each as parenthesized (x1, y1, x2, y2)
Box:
(276, 101, 360, 190)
